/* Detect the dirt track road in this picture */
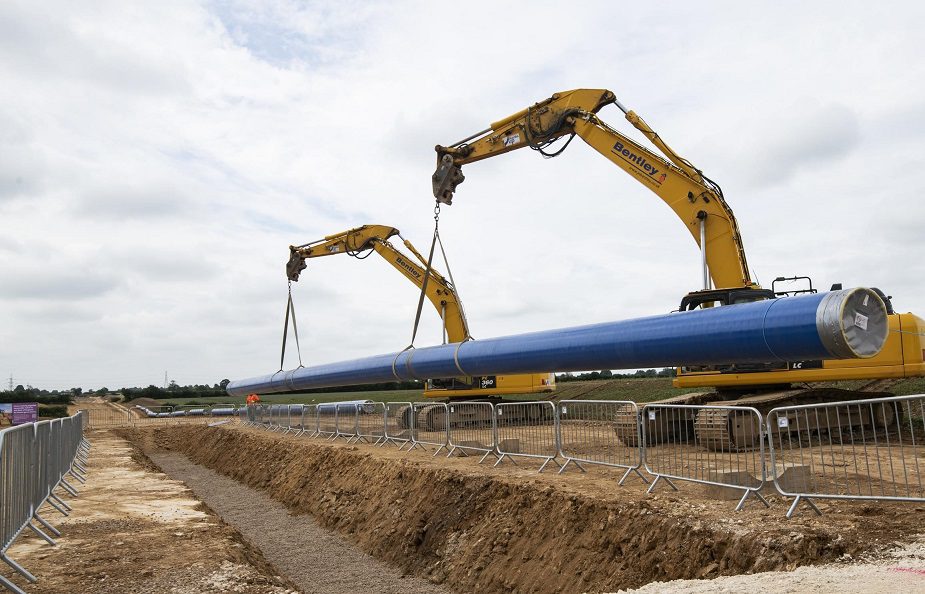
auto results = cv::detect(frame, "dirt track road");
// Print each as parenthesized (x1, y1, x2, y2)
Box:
(4, 432, 294, 593)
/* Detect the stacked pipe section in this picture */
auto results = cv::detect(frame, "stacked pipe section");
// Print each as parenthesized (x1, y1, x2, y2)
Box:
(228, 289, 888, 397)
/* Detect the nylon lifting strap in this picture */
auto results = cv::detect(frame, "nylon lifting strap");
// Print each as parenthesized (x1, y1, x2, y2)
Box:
(435, 225, 472, 341)
(408, 202, 441, 347)
(279, 281, 304, 371)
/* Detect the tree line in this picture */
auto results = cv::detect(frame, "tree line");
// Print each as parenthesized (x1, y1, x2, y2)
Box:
(555, 368, 676, 382)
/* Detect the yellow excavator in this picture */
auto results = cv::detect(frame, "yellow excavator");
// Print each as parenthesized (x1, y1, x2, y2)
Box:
(286, 224, 556, 399)
(433, 88, 925, 447)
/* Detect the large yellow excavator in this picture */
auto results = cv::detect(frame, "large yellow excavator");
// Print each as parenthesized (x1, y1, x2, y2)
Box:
(287, 224, 556, 399)
(433, 88, 925, 446)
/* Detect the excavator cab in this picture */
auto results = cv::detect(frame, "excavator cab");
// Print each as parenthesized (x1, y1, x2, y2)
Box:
(678, 287, 776, 312)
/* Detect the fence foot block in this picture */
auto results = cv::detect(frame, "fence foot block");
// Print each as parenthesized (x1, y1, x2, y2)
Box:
(50, 494, 71, 512)
(27, 522, 56, 547)
(735, 489, 770, 512)
(33, 513, 61, 538)
(494, 454, 517, 467)
(786, 495, 822, 519)
(478, 450, 499, 464)
(647, 475, 678, 494)
(0, 573, 27, 594)
(537, 457, 562, 474)
(618, 467, 650, 486)
(47, 498, 69, 517)
(0, 553, 36, 584)
(60, 479, 79, 497)
(558, 459, 586, 475)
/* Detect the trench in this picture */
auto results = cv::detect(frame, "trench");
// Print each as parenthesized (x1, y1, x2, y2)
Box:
(122, 425, 925, 593)
(146, 451, 448, 594)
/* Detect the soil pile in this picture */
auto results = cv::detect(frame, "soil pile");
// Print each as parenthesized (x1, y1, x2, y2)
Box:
(125, 425, 925, 593)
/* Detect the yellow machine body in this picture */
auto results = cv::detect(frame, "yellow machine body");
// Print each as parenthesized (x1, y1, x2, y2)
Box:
(288, 225, 555, 399)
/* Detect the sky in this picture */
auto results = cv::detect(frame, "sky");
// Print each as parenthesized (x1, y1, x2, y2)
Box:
(1, 0, 924, 391)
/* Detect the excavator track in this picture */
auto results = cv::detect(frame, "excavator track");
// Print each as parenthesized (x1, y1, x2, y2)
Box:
(692, 388, 896, 451)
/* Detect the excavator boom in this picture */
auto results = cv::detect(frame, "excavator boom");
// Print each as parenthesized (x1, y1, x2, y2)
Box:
(432, 86, 925, 395)
(288, 224, 556, 398)
(434, 88, 756, 291)
(289, 224, 469, 343)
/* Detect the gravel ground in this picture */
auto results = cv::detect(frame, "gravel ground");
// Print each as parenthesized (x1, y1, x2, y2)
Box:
(615, 540, 925, 593)
(148, 451, 449, 594)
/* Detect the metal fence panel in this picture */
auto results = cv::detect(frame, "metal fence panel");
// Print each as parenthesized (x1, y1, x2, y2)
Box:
(767, 394, 925, 518)
(355, 402, 386, 444)
(80, 406, 132, 429)
(446, 402, 496, 462)
(299, 404, 318, 437)
(315, 403, 338, 438)
(494, 401, 561, 472)
(1, 412, 86, 592)
(383, 402, 412, 447)
(642, 404, 768, 511)
(335, 404, 358, 441)
(557, 400, 647, 484)
(406, 402, 448, 455)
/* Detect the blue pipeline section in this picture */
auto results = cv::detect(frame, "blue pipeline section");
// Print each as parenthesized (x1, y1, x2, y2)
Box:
(227, 289, 887, 397)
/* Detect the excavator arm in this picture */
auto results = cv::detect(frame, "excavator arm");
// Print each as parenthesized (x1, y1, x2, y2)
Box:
(287, 224, 471, 343)
(433, 88, 757, 291)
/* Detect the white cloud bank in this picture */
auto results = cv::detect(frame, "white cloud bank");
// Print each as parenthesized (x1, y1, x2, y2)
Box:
(1, 0, 923, 389)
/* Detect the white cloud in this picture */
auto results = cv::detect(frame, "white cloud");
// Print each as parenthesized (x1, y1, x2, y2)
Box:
(1, 0, 924, 390)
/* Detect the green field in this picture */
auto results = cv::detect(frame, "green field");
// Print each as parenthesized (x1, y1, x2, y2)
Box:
(151, 375, 925, 408)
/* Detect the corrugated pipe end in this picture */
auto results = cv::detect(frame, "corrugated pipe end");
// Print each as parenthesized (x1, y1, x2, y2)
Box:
(816, 288, 889, 359)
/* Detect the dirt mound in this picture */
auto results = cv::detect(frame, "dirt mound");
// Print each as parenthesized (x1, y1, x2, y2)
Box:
(124, 397, 162, 409)
(121, 425, 925, 593)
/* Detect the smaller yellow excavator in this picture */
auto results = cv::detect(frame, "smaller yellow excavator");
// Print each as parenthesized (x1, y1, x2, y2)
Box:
(287, 224, 556, 399)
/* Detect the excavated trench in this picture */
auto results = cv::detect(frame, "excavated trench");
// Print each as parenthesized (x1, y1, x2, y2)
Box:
(122, 425, 925, 593)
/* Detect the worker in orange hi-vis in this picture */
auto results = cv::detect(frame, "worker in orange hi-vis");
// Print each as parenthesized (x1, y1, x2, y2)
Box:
(245, 393, 260, 423)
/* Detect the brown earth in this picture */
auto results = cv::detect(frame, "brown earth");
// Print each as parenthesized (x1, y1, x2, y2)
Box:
(123, 424, 925, 594)
(147, 451, 449, 594)
(4, 431, 295, 594)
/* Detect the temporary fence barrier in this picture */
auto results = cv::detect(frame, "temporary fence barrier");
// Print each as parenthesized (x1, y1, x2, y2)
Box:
(382, 402, 412, 447)
(335, 404, 359, 442)
(298, 404, 318, 437)
(404, 402, 448, 455)
(557, 400, 648, 485)
(642, 404, 769, 511)
(766, 394, 925, 518)
(355, 402, 386, 444)
(124, 392, 925, 519)
(283, 405, 303, 434)
(446, 402, 497, 463)
(494, 401, 561, 472)
(316, 403, 338, 439)
(1, 412, 87, 594)
(268, 405, 285, 431)
(80, 406, 133, 429)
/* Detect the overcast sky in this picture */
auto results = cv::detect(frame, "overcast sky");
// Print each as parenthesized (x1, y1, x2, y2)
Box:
(2, 1, 923, 391)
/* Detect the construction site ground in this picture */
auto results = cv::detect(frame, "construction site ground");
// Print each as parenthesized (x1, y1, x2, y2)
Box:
(9, 413, 925, 594)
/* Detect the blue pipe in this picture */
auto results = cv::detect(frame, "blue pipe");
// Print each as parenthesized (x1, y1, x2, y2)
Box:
(227, 289, 887, 397)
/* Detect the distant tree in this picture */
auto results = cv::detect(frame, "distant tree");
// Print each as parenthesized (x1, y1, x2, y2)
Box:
(97, 387, 109, 395)
(70, 387, 83, 396)
(219, 378, 231, 390)
(600, 370, 613, 378)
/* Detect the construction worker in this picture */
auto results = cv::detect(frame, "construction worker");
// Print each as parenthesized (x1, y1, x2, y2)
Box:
(246, 393, 260, 422)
